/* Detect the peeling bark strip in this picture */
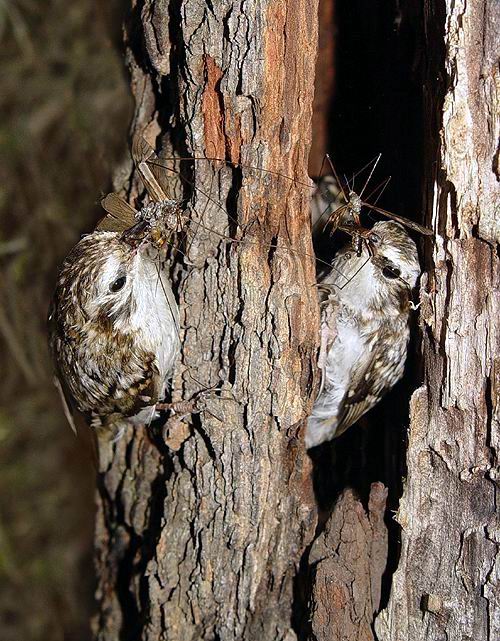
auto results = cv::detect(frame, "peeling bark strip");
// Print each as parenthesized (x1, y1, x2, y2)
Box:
(307, 483, 388, 641)
(94, 2, 319, 640)
(376, 2, 500, 640)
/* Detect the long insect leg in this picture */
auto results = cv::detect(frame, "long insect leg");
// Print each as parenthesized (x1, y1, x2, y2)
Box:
(363, 203, 433, 235)
(358, 152, 382, 199)
(325, 154, 349, 203)
(337, 255, 371, 290)
(363, 175, 391, 207)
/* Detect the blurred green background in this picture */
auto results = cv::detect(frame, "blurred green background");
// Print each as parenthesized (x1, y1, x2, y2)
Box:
(0, 1, 131, 639)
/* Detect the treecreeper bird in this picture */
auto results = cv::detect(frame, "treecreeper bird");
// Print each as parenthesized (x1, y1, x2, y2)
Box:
(48, 221, 180, 434)
(306, 220, 420, 448)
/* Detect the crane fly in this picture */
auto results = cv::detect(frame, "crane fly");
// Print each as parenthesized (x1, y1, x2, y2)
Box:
(99, 138, 424, 286)
(98, 136, 357, 280)
(313, 153, 433, 256)
(97, 136, 202, 254)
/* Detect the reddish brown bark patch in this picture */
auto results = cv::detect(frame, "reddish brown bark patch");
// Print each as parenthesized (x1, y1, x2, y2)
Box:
(202, 55, 226, 159)
(307, 483, 388, 641)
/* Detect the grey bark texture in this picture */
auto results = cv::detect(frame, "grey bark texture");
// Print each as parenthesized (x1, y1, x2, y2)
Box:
(376, 1, 500, 639)
(92, 2, 320, 640)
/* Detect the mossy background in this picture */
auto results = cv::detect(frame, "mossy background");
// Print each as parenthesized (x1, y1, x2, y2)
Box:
(0, 1, 131, 639)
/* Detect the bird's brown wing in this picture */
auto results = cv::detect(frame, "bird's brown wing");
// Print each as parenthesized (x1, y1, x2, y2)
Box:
(335, 328, 404, 437)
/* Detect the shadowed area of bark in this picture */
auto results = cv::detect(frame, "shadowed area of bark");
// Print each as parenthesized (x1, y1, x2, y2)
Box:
(306, 483, 388, 641)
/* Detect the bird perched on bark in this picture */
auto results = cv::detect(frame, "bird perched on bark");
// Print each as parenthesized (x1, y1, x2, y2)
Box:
(306, 220, 420, 448)
(48, 220, 180, 434)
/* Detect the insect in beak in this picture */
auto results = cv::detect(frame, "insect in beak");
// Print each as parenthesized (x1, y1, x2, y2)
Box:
(121, 220, 150, 248)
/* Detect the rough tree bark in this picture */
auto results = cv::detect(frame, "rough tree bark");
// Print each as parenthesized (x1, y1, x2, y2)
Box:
(307, 483, 388, 641)
(376, 1, 500, 639)
(92, 2, 319, 641)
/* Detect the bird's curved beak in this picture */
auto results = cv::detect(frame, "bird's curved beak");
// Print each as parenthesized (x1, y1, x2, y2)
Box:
(121, 220, 149, 248)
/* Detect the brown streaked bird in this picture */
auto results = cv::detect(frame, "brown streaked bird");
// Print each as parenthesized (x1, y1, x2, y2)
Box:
(48, 222, 180, 434)
(306, 220, 421, 448)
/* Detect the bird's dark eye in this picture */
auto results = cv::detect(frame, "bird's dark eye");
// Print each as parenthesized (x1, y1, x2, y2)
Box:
(109, 275, 126, 292)
(382, 266, 401, 280)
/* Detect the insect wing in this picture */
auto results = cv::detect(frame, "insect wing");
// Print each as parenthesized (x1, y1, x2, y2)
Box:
(98, 193, 138, 232)
(132, 135, 171, 203)
(132, 134, 155, 165)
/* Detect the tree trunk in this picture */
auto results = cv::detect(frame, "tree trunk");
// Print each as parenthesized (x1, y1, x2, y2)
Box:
(376, 1, 500, 639)
(93, 2, 319, 640)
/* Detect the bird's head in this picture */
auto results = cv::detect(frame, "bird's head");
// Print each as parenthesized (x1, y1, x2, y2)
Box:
(51, 228, 159, 334)
(367, 221, 420, 289)
(333, 221, 420, 313)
